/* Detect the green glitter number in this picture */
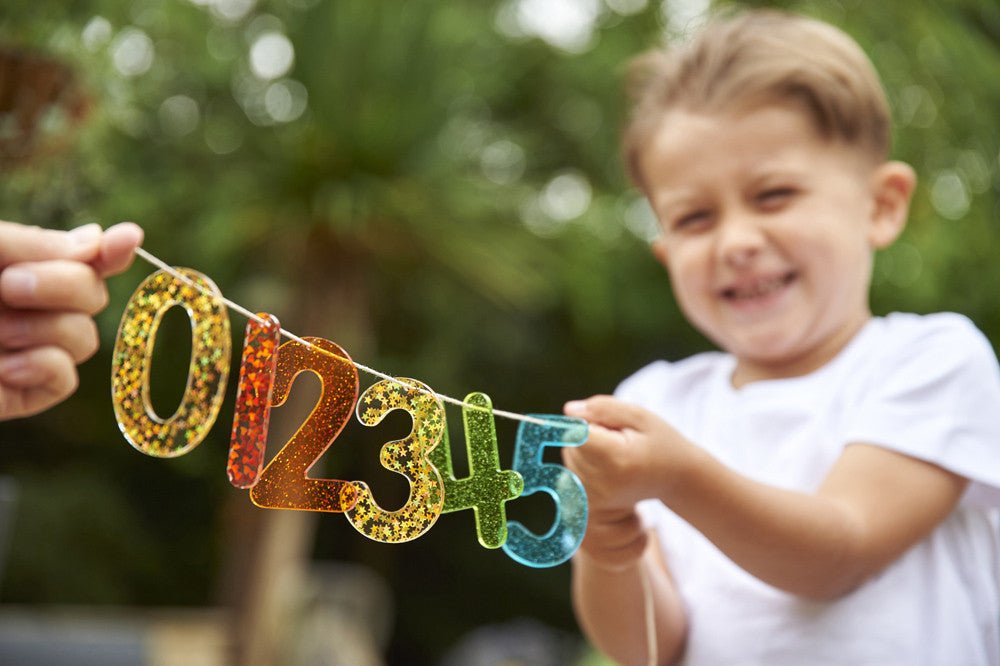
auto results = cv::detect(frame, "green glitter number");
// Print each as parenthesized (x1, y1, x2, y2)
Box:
(346, 378, 445, 543)
(111, 268, 231, 458)
(429, 392, 524, 548)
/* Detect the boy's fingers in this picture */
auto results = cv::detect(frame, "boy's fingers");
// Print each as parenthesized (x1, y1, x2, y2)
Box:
(0, 346, 78, 419)
(563, 428, 630, 491)
(578, 512, 649, 570)
(0, 222, 102, 266)
(568, 424, 626, 459)
(565, 395, 650, 430)
(93, 222, 143, 277)
(0, 260, 108, 314)
(0, 310, 100, 363)
(563, 445, 581, 472)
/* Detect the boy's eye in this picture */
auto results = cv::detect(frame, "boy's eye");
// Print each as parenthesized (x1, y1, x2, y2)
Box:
(672, 210, 711, 230)
(756, 187, 797, 209)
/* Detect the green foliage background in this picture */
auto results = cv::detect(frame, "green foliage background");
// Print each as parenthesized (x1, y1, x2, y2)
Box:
(0, 0, 998, 663)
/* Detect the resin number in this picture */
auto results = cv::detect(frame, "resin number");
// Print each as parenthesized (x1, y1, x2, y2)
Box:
(347, 378, 446, 543)
(502, 416, 588, 567)
(250, 337, 359, 513)
(429, 392, 524, 548)
(227, 313, 281, 489)
(111, 268, 231, 458)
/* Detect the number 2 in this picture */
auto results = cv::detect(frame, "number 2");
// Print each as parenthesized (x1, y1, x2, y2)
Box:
(249, 337, 359, 513)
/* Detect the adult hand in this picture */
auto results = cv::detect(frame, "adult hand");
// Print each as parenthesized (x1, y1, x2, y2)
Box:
(0, 221, 143, 420)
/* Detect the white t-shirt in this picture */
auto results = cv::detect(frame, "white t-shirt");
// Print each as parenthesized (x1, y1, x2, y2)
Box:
(624, 312, 1000, 665)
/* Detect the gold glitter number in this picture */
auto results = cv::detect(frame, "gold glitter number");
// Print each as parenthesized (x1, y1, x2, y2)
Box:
(111, 268, 231, 458)
(347, 378, 445, 543)
(249, 337, 359, 513)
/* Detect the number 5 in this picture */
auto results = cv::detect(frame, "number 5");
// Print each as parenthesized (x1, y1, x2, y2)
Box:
(502, 416, 588, 568)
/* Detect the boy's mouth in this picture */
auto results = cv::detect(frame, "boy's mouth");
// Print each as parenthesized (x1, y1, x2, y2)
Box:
(721, 271, 797, 302)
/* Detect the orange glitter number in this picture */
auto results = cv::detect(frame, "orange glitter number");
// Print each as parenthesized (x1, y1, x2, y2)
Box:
(227, 313, 281, 489)
(111, 268, 231, 458)
(346, 378, 445, 543)
(249, 337, 359, 513)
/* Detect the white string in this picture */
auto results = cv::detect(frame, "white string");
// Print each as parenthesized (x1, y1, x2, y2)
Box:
(639, 564, 658, 666)
(133, 246, 554, 427)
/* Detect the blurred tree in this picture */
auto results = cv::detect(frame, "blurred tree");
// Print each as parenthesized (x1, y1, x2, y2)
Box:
(0, 1, 673, 663)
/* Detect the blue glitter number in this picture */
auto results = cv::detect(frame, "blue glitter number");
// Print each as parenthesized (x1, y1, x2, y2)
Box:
(502, 415, 588, 567)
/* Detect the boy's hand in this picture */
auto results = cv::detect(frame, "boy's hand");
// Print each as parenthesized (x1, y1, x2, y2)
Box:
(574, 506, 649, 571)
(0, 221, 143, 420)
(563, 395, 696, 569)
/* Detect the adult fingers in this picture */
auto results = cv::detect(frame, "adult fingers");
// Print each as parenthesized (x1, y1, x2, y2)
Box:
(93, 222, 143, 277)
(564, 395, 652, 431)
(0, 221, 102, 266)
(0, 310, 100, 363)
(0, 260, 107, 314)
(0, 346, 78, 419)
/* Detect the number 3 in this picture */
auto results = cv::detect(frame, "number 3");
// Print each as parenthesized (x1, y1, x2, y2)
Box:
(347, 378, 446, 543)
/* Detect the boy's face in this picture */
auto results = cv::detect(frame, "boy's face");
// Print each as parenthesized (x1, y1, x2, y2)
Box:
(640, 104, 909, 384)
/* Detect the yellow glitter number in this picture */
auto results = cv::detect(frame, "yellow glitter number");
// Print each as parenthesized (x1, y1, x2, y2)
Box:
(346, 378, 445, 543)
(111, 268, 231, 458)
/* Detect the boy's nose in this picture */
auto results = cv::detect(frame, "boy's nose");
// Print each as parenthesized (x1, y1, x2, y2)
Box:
(715, 215, 767, 268)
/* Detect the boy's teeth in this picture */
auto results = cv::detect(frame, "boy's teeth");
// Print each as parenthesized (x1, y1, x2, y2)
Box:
(732, 276, 787, 299)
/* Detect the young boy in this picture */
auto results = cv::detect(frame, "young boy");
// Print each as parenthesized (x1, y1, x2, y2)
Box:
(562, 10, 1000, 665)
(0, 221, 143, 421)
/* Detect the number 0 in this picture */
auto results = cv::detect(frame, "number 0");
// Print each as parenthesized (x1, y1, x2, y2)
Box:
(111, 268, 231, 458)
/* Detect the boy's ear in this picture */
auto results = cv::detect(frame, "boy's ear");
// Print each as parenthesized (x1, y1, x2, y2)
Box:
(651, 235, 670, 268)
(868, 161, 916, 249)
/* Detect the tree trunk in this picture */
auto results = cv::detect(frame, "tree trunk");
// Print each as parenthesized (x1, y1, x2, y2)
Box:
(218, 227, 375, 666)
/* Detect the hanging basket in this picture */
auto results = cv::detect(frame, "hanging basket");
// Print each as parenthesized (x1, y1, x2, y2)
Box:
(0, 47, 90, 170)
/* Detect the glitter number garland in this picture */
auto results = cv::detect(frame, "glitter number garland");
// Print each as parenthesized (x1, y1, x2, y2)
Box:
(112, 266, 588, 566)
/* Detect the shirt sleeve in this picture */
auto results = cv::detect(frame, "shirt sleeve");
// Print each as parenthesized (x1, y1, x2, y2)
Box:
(844, 313, 1000, 507)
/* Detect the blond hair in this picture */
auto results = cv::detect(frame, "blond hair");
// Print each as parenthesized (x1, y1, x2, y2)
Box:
(623, 10, 890, 189)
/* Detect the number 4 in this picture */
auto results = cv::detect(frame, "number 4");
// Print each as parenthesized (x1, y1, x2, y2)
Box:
(430, 392, 524, 549)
